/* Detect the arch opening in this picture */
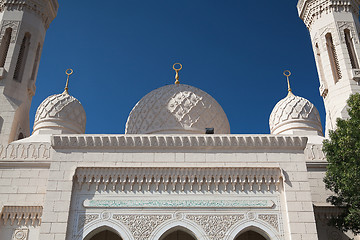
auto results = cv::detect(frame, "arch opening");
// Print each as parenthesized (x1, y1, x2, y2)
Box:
(159, 227, 197, 240)
(84, 227, 123, 240)
(235, 229, 269, 240)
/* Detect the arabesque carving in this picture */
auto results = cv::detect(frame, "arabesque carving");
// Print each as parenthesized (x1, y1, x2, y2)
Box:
(112, 214, 171, 240)
(77, 214, 99, 231)
(258, 214, 279, 231)
(186, 214, 244, 240)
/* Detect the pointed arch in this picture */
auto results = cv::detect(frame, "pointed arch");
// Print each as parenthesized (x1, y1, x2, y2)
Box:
(225, 221, 280, 240)
(150, 220, 209, 240)
(79, 221, 134, 240)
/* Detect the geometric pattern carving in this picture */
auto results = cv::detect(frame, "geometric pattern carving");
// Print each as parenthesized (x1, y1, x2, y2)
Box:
(258, 214, 279, 231)
(77, 214, 99, 231)
(112, 214, 171, 240)
(52, 135, 308, 150)
(186, 214, 245, 240)
(75, 167, 284, 192)
(33, 92, 86, 134)
(125, 84, 230, 134)
(269, 93, 322, 135)
(0, 206, 43, 226)
(0, 20, 20, 43)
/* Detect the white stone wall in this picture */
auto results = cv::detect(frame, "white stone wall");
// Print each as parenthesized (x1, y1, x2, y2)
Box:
(0, 0, 58, 144)
(298, 0, 360, 135)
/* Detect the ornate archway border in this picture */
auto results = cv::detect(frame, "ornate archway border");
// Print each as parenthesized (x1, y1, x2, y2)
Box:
(225, 221, 281, 240)
(78, 219, 134, 240)
(149, 219, 209, 240)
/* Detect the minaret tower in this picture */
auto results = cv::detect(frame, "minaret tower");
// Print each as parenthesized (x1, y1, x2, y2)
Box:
(0, 0, 58, 144)
(298, 0, 360, 135)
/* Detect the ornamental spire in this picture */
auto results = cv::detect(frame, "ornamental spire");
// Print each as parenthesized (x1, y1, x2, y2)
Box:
(173, 63, 182, 84)
(283, 70, 293, 96)
(64, 69, 73, 94)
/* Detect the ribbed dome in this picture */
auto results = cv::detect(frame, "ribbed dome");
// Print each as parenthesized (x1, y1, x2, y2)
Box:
(33, 91, 86, 134)
(125, 84, 230, 134)
(269, 92, 322, 135)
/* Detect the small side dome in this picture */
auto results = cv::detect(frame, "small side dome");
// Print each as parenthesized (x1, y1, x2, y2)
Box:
(125, 84, 230, 134)
(269, 92, 322, 135)
(33, 91, 86, 134)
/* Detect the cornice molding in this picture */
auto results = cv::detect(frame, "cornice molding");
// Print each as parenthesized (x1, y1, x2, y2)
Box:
(0, 206, 43, 226)
(75, 167, 284, 192)
(0, 0, 58, 29)
(298, 0, 360, 29)
(51, 134, 308, 150)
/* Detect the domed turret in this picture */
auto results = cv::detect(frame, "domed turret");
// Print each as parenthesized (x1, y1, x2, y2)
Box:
(125, 64, 230, 134)
(269, 71, 322, 135)
(32, 69, 86, 135)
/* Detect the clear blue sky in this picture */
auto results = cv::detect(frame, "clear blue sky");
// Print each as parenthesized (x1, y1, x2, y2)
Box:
(30, 0, 324, 134)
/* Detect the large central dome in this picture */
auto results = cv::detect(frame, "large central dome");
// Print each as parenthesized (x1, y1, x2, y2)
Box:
(125, 84, 230, 134)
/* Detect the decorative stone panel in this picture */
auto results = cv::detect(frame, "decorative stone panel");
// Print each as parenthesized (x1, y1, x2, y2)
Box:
(304, 144, 326, 161)
(0, 143, 51, 160)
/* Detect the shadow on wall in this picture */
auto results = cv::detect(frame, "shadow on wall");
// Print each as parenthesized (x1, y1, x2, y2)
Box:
(0, 116, 3, 134)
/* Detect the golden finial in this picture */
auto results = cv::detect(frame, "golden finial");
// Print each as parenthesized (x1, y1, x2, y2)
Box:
(64, 69, 73, 94)
(173, 63, 182, 84)
(283, 70, 293, 96)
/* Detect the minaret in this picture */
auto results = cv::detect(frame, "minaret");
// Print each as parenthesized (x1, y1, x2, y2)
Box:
(0, 0, 58, 144)
(298, 0, 360, 135)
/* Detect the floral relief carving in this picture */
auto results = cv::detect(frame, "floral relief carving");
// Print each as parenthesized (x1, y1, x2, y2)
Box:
(186, 215, 244, 240)
(77, 214, 99, 231)
(112, 214, 171, 240)
(258, 214, 279, 231)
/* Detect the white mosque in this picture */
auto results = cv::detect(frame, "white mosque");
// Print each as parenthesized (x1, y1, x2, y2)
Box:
(0, 0, 360, 240)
